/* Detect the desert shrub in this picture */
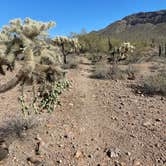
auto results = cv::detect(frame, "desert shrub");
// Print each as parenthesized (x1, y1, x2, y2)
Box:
(123, 45, 153, 64)
(110, 64, 125, 80)
(88, 53, 103, 64)
(142, 72, 166, 96)
(0, 117, 37, 141)
(62, 55, 79, 69)
(91, 62, 124, 80)
(125, 64, 139, 80)
(71, 31, 121, 54)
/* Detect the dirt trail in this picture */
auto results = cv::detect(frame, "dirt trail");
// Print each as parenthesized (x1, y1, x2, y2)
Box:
(0, 58, 165, 166)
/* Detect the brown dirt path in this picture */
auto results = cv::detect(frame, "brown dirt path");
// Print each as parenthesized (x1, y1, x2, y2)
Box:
(0, 58, 165, 166)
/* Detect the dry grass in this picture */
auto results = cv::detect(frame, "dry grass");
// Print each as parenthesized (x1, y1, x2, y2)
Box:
(91, 62, 124, 80)
(0, 116, 38, 145)
(63, 55, 79, 69)
(141, 72, 166, 96)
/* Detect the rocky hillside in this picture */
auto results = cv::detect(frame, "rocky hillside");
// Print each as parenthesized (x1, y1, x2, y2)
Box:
(93, 10, 166, 41)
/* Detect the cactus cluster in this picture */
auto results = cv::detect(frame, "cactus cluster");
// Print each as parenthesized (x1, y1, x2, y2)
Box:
(108, 41, 135, 62)
(53, 36, 81, 63)
(0, 18, 69, 114)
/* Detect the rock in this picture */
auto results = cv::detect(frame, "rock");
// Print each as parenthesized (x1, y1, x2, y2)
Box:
(155, 118, 161, 122)
(88, 154, 92, 158)
(126, 151, 131, 156)
(142, 121, 151, 127)
(106, 147, 121, 158)
(0, 140, 9, 161)
(111, 116, 117, 120)
(64, 134, 68, 138)
(56, 160, 62, 164)
(69, 103, 74, 107)
(35, 138, 46, 156)
(160, 97, 164, 100)
(114, 160, 126, 166)
(27, 156, 43, 165)
(75, 150, 83, 159)
(133, 159, 142, 166)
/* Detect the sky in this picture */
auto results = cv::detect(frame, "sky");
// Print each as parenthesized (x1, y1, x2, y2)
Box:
(0, 0, 166, 37)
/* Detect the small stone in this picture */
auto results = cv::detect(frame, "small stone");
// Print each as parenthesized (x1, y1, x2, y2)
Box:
(56, 160, 62, 164)
(27, 156, 43, 165)
(88, 154, 92, 158)
(69, 103, 73, 106)
(75, 150, 82, 159)
(106, 147, 121, 158)
(142, 121, 151, 127)
(120, 102, 124, 106)
(120, 162, 127, 166)
(111, 116, 117, 120)
(92, 95, 96, 98)
(91, 138, 94, 141)
(64, 134, 68, 138)
(96, 147, 100, 151)
(133, 159, 141, 166)
(126, 151, 131, 156)
(114, 161, 126, 166)
(0, 141, 9, 161)
(155, 118, 161, 122)
(58, 144, 63, 148)
(160, 97, 164, 100)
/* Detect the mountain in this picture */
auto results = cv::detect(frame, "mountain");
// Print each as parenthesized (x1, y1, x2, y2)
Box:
(92, 10, 166, 41)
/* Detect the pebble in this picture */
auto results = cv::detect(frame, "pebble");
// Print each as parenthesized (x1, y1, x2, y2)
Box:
(142, 121, 151, 127)
(75, 150, 82, 159)
(64, 134, 68, 138)
(106, 147, 121, 158)
(126, 151, 131, 156)
(27, 156, 43, 165)
(69, 103, 74, 106)
(57, 160, 62, 164)
(133, 159, 141, 166)
(155, 118, 161, 122)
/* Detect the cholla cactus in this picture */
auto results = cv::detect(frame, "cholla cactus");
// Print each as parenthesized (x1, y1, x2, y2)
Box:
(0, 18, 67, 114)
(108, 41, 135, 62)
(118, 42, 135, 60)
(53, 36, 81, 64)
(0, 18, 62, 76)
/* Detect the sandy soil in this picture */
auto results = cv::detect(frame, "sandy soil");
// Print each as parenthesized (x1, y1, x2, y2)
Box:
(0, 58, 165, 166)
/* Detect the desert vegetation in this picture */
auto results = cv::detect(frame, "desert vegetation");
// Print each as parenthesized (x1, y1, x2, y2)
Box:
(0, 18, 78, 115)
(0, 10, 165, 166)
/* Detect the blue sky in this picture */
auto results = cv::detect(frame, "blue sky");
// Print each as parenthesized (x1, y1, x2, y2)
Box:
(0, 0, 166, 37)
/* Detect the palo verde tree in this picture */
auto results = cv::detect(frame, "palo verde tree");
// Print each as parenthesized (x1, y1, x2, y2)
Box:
(0, 18, 69, 115)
